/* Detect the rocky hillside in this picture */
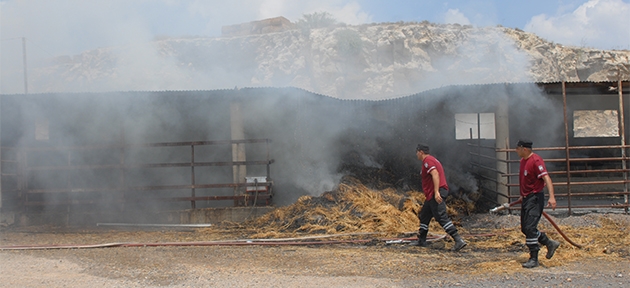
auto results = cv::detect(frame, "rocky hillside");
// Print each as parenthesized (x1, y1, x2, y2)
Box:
(32, 22, 630, 99)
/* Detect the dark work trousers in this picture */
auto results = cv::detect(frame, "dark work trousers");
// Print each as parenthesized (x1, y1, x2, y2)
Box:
(521, 192, 551, 252)
(418, 187, 459, 240)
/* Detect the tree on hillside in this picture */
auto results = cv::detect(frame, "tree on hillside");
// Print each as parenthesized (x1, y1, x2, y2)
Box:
(296, 12, 338, 30)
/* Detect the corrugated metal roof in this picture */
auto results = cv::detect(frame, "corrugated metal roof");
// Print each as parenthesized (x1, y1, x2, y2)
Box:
(1, 80, 628, 100)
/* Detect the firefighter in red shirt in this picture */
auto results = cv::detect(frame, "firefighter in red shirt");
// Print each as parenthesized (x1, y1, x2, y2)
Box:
(516, 139, 560, 268)
(410, 143, 467, 251)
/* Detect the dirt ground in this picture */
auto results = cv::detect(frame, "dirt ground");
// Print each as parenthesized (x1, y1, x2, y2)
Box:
(1, 212, 629, 287)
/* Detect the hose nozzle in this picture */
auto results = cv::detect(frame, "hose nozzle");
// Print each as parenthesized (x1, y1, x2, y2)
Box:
(489, 203, 510, 214)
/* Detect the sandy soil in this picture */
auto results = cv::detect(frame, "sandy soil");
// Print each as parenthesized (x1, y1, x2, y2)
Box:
(1, 213, 629, 288)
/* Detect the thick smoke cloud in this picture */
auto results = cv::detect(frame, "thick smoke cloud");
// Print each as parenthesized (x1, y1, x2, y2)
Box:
(0, 0, 596, 224)
(0, 77, 562, 224)
(3, 25, 536, 99)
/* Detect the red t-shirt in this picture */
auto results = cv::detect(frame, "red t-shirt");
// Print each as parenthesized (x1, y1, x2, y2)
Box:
(519, 153, 549, 197)
(421, 155, 449, 200)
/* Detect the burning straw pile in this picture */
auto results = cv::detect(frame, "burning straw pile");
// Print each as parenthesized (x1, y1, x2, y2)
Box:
(242, 177, 472, 238)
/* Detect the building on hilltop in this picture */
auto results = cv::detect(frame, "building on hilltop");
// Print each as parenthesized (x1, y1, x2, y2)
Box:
(221, 16, 295, 37)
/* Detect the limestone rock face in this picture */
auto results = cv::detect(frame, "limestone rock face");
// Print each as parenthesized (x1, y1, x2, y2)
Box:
(501, 28, 630, 83)
(32, 22, 630, 99)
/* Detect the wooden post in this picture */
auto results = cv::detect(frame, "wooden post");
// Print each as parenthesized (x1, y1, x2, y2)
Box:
(618, 77, 628, 213)
(230, 102, 247, 205)
(22, 37, 28, 94)
(495, 93, 510, 204)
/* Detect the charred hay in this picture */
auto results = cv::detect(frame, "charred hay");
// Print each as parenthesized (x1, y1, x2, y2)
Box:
(244, 177, 472, 238)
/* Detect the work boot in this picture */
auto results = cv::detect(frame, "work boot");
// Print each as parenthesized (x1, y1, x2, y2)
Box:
(409, 239, 427, 247)
(545, 240, 560, 259)
(451, 234, 467, 252)
(522, 252, 539, 268)
(522, 258, 539, 268)
(452, 239, 467, 251)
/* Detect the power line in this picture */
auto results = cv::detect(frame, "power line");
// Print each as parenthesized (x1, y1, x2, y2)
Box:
(0, 37, 24, 41)
(2, 37, 59, 58)
(23, 37, 59, 58)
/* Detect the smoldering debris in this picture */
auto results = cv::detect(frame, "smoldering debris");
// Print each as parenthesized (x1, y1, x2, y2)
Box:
(240, 176, 473, 238)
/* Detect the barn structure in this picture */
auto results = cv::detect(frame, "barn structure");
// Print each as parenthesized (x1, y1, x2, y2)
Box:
(0, 80, 628, 226)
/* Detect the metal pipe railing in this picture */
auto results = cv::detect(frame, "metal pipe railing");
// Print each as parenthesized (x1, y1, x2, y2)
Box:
(12, 139, 274, 209)
(470, 138, 629, 213)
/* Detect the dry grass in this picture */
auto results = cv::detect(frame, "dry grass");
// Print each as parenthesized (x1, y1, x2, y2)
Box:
(244, 181, 427, 238)
(244, 178, 481, 238)
(463, 214, 630, 272)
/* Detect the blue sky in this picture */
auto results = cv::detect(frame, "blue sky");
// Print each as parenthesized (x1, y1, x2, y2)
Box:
(1, 0, 629, 58)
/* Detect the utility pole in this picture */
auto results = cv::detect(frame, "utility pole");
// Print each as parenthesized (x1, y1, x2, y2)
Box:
(22, 37, 28, 94)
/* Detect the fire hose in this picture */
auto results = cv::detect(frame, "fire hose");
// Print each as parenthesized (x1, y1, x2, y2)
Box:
(0, 233, 492, 251)
(490, 200, 583, 248)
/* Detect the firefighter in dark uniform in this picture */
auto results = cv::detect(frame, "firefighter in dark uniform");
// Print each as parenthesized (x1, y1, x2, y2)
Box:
(410, 143, 467, 251)
(516, 139, 560, 268)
